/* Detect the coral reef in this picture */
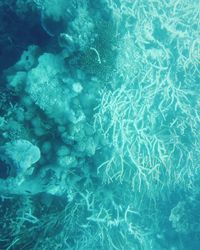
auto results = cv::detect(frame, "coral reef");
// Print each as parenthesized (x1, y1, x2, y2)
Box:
(0, 0, 199, 249)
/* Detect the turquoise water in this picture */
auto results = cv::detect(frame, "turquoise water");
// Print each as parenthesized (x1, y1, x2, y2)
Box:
(0, 1, 199, 249)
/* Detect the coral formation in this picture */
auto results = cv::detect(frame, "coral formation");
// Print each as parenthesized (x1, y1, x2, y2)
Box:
(0, 0, 199, 249)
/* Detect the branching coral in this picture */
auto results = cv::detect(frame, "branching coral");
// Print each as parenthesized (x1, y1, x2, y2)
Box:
(94, 0, 200, 198)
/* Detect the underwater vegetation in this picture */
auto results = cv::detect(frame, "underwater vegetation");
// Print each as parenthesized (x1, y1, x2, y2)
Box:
(0, 0, 199, 249)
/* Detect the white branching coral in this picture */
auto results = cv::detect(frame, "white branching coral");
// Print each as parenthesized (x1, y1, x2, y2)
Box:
(94, 0, 200, 197)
